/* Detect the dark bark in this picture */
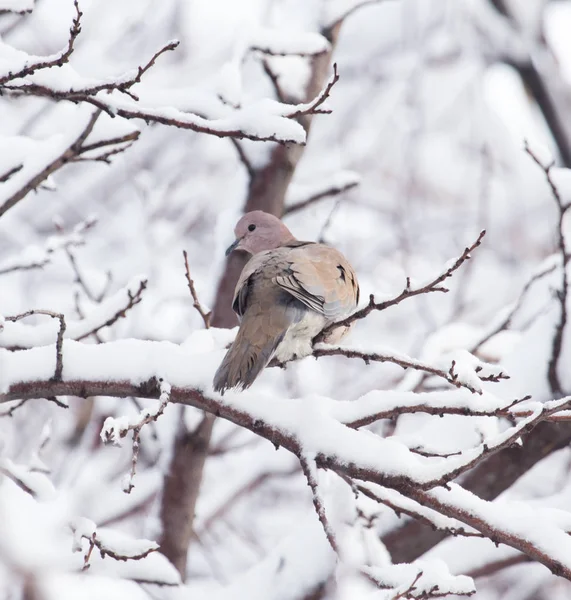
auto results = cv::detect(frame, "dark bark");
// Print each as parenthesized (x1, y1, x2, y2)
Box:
(158, 413, 215, 575)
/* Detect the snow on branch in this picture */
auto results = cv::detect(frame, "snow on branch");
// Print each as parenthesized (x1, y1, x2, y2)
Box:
(313, 344, 507, 395)
(101, 379, 171, 493)
(0, 109, 139, 218)
(1, 275, 147, 349)
(0, 0, 81, 85)
(0, 457, 55, 500)
(70, 517, 161, 569)
(0, 5, 340, 147)
(363, 560, 475, 599)
(354, 483, 483, 540)
(3, 339, 571, 578)
(315, 230, 486, 343)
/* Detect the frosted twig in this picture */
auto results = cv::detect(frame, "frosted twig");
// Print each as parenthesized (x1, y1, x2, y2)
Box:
(299, 455, 339, 554)
(182, 250, 211, 328)
(0, 110, 101, 218)
(100, 379, 171, 493)
(80, 532, 158, 570)
(0, 0, 82, 86)
(6, 40, 179, 101)
(428, 395, 571, 489)
(344, 395, 530, 429)
(315, 230, 486, 343)
(355, 483, 484, 540)
(286, 63, 339, 118)
(524, 142, 570, 397)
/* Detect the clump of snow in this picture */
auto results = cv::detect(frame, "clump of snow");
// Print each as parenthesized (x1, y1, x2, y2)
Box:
(364, 559, 475, 598)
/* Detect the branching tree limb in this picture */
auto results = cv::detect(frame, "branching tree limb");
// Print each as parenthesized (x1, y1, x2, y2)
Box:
(525, 142, 570, 397)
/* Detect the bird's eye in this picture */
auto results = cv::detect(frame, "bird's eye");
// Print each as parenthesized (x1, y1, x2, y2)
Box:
(248, 224, 256, 232)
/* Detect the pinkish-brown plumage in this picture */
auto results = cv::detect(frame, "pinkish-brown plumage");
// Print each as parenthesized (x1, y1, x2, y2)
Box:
(213, 211, 359, 393)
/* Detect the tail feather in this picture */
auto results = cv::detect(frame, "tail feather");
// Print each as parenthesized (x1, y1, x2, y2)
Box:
(213, 327, 286, 394)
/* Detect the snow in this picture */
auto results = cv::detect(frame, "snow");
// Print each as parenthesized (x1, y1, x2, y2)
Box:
(0, 275, 147, 348)
(0, 457, 56, 500)
(3, 0, 571, 598)
(364, 559, 475, 598)
(427, 482, 571, 572)
(103, 92, 308, 144)
(70, 516, 97, 551)
(209, 513, 334, 600)
(0, 332, 550, 491)
(0, 0, 33, 11)
(39, 574, 153, 600)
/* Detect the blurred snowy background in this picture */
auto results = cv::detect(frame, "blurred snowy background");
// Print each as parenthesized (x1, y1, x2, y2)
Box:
(2, 0, 571, 598)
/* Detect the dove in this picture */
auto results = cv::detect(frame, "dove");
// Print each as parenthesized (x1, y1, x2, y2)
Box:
(213, 210, 359, 393)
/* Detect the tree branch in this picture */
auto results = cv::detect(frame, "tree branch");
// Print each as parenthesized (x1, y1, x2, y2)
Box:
(0, 0, 82, 86)
(315, 230, 486, 343)
(525, 143, 570, 397)
(283, 178, 359, 216)
(182, 250, 211, 329)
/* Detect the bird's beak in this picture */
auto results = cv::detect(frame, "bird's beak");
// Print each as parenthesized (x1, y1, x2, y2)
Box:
(225, 237, 242, 256)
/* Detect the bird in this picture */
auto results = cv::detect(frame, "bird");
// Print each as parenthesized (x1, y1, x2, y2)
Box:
(213, 210, 359, 393)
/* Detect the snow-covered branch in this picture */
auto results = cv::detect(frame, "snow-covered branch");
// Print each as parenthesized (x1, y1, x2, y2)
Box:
(1, 276, 147, 348)
(3, 336, 571, 579)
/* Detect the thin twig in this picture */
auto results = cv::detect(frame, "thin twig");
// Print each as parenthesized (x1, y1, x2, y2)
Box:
(229, 138, 255, 180)
(299, 455, 339, 554)
(74, 279, 147, 341)
(312, 346, 507, 395)
(286, 63, 339, 119)
(261, 58, 287, 103)
(354, 483, 483, 540)
(81, 531, 158, 570)
(525, 141, 570, 397)
(0, 0, 82, 86)
(315, 230, 486, 343)
(0, 164, 23, 183)
(182, 250, 211, 328)
(101, 379, 171, 493)
(284, 178, 358, 216)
